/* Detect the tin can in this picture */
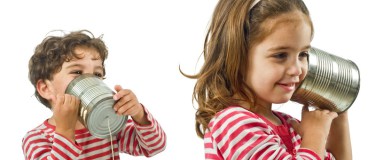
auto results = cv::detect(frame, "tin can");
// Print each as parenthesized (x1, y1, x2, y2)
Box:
(291, 47, 360, 113)
(66, 74, 126, 139)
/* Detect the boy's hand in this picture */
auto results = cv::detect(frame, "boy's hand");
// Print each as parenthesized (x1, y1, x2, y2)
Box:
(52, 94, 80, 141)
(113, 85, 150, 125)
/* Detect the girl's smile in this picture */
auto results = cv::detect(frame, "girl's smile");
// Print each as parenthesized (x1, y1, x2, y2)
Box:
(276, 81, 298, 92)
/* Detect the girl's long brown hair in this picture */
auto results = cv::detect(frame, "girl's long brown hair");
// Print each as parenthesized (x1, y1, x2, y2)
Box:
(182, 0, 312, 138)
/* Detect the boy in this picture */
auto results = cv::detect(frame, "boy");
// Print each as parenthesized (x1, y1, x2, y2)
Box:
(22, 30, 166, 159)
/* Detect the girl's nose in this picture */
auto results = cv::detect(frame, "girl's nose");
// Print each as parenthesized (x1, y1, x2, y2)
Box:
(287, 60, 303, 76)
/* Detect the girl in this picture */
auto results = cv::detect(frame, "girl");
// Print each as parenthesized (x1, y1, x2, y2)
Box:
(184, 0, 352, 159)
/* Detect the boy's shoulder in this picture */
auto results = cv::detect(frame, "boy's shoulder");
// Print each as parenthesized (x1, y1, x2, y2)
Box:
(23, 119, 52, 140)
(22, 120, 53, 155)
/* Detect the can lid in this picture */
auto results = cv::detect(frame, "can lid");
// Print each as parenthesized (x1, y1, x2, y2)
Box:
(65, 74, 127, 139)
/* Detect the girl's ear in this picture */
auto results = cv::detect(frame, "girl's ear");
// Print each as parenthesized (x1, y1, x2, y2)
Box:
(36, 79, 55, 100)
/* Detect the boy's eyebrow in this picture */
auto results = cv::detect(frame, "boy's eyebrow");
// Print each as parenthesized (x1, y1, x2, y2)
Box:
(65, 63, 104, 71)
(94, 65, 104, 71)
(65, 63, 82, 69)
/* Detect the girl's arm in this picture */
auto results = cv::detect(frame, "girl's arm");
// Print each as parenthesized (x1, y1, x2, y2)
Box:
(326, 111, 352, 160)
(207, 107, 332, 160)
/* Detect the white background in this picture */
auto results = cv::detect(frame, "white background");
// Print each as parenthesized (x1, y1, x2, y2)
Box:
(0, 0, 375, 159)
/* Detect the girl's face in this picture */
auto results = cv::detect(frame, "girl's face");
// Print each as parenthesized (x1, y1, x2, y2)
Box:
(246, 11, 311, 107)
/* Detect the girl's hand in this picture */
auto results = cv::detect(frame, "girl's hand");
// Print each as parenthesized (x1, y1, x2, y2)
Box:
(52, 94, 80, 141)
(290, 105, 338, 159)
(291, 106, 338, 138)
(113, 85, 149, 125)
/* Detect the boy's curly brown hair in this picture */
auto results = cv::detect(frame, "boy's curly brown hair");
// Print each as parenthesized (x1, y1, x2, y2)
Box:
(28, 30, 108, 109)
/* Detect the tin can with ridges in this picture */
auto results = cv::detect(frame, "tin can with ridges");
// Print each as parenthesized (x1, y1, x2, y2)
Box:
(291, 47, 360, 113)
(66, 74, 127, 139)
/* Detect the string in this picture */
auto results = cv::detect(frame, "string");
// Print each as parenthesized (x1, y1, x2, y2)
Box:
(107, 118, 115, 160)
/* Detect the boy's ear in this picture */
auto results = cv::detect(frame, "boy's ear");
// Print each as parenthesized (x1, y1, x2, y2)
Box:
(36, 79, 54, 100)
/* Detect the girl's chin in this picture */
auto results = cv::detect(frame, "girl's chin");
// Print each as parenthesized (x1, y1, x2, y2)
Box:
(273, 96, 292, 104)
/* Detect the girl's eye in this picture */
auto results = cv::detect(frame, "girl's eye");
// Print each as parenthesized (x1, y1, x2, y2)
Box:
(273, 53, 287, 59)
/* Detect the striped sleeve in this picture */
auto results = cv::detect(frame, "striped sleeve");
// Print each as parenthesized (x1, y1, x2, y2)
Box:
(117, 106, 166, 157)
(22, 130, 82, 160)
(204, 107, 321, 160)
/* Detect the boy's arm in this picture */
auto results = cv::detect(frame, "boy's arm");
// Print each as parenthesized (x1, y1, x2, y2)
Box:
(117, 106, 166, 157)
(112, 86, 166, 157)
(326, 111, 352, 160)
(22, 130, 82, 160)
(130, 103, 151, 126)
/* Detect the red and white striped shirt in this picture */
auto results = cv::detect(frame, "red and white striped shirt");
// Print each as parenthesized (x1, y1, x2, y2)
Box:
(204, 106, 334, 160)
(22, 108, 166, 160)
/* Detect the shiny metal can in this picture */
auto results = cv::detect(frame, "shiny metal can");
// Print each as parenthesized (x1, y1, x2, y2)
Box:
(65, 74, 126, 139)
(291, 47, 360, 113)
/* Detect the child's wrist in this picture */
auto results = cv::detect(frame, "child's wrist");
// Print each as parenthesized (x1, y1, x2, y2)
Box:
(332, 111, 349, 125)
(131, 104, 151, 126)
(301, 132, 326, 158)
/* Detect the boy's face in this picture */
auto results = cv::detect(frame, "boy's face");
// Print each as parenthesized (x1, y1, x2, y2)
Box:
(45, 46, 104, 101)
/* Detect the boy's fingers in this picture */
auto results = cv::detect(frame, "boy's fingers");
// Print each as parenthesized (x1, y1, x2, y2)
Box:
(64, 94, 72, 105)
(113, 85, 123, 100)
(114, 85, 123, 92)
(114, 88, 132, 101)
(55, 94, 64, 105)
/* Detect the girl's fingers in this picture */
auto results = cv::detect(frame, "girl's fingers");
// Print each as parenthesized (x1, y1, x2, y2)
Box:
(328, 111, 338, 119)
(290, 120, 300, 132)
(302, 105, 309, 113)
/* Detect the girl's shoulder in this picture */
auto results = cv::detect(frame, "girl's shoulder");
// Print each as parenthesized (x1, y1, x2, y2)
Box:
(208, 106, 268, 129)
(213, 106, 298, 122)
(215, 106, 258, 118)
